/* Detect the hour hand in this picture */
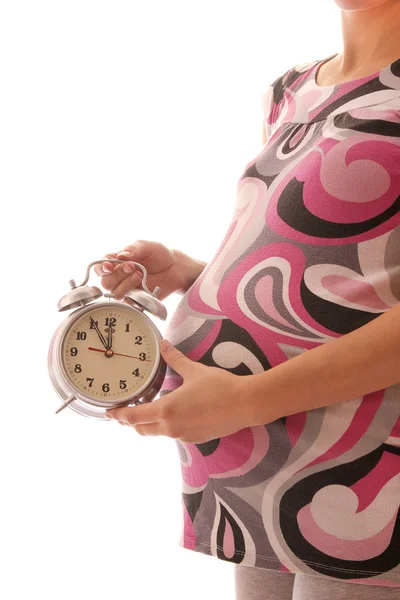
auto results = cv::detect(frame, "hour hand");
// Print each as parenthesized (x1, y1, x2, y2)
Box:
(90, 317, 108, 350)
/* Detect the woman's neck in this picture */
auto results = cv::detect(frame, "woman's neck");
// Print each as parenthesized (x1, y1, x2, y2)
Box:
(337, 0, 400, 76)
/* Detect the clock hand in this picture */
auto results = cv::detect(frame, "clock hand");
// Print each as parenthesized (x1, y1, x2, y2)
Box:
(88, 347, 152, 361)
(89, 317, 108, 350)
(107, 323, 113, 350)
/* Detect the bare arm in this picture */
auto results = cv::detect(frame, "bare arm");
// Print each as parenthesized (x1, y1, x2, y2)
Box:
(247, 301, 400, 427)
(262, 122, 268, 146)
(172, 249, 207, 294)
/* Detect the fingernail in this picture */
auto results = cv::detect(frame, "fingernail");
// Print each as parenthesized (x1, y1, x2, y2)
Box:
(161, 339, 171, 350)
(123, 264, 133, 274)
(117, 251, 131, 258)
(102, 265, 113, 273)
(104, 412, 113, 419)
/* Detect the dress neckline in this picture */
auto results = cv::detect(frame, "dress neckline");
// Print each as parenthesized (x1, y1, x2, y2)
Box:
(312, 53, 400, 90)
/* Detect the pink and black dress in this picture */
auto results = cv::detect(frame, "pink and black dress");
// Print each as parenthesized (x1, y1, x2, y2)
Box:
(159, 54, 400, 587)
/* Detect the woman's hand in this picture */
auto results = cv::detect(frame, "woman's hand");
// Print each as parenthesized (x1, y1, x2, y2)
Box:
(104, 340, 257, 444)
(94, 240, 206, 301)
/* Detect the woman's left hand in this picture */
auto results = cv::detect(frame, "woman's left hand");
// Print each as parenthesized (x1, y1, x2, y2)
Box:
(104, 340, 254, 443)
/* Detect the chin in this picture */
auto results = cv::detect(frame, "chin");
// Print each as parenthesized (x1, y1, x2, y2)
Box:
(334, 0, 391, 10)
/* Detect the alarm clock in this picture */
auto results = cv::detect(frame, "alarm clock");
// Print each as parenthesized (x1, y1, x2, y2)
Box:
(48, 259, 167, 419)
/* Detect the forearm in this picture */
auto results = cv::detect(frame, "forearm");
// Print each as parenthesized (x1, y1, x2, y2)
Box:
(172, 249, 207, 294)
(247, 303, 400, 426)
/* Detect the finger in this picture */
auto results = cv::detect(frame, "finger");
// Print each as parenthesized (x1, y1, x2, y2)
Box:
(160, 340, 197, 379)
(116, 240, 154, 263)
(94, 253, 118, 277)
(94, 240, 151, 282)
(132, 423, 164, 436)
(105, 402, 160, 425)
(113, 269, 143, 300)
(98, 262, 135, 295)
(94, 250, 135, 278)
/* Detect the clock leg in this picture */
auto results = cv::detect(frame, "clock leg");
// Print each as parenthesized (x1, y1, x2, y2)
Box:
(55, 395, 76, 414)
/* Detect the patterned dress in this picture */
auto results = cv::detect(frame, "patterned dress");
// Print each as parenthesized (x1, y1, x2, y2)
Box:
(159, 54, 400, 587)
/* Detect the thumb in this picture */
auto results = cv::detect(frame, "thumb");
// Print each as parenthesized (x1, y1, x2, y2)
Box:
(160, 340, 196, 378)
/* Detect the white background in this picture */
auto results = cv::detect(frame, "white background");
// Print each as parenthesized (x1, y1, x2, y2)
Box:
(1, 1, 341, 598)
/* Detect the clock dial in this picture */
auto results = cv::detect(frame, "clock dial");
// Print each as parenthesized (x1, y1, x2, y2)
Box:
(61, 305, 158, 404)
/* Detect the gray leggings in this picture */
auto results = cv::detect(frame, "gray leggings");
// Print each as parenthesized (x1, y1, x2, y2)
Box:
(234, 565, 400, 600)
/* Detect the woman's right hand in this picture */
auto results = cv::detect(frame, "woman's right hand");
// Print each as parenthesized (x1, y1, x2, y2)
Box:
(94, 240, 206, 302)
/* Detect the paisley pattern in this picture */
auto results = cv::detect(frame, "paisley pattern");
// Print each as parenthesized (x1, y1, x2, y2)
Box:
(159, 54, 400, 587)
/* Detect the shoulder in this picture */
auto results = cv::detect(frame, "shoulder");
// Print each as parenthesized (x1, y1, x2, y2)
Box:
(262, 58, 322, 134)
(270, 59, 321, 102)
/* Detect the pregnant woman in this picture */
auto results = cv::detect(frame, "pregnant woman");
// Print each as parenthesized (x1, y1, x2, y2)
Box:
(95, 0, 400, 597)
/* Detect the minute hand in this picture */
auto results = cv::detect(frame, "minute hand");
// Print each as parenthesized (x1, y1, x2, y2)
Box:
(90, 317, 108, 350)
(107, 321, 113, 350)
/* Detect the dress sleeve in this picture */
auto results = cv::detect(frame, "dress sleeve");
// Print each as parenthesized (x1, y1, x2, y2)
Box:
(261, 67, 294, 142)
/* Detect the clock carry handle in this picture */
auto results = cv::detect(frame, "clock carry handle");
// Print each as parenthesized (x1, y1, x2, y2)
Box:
(74, 259, 160, 297)
(57, 259, 167, 317)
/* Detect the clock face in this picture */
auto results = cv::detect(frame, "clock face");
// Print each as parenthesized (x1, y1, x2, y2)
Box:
(61, 304, 158, 404)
